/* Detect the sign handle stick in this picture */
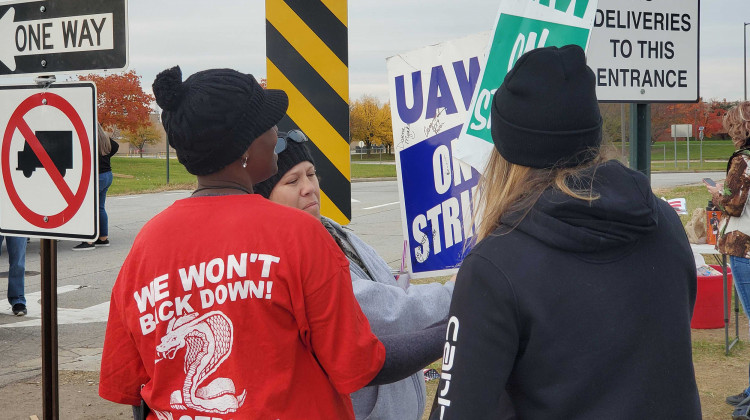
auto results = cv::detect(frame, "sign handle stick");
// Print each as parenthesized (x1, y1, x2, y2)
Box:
(40, 239, 59, 420)
(400, 240, 407, 274)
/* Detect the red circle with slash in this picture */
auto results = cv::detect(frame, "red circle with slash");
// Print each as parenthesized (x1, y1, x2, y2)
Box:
(1, 92, 92, 228)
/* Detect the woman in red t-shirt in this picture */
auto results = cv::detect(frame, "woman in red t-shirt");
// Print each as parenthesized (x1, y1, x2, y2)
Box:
(100, 66, 443, 420)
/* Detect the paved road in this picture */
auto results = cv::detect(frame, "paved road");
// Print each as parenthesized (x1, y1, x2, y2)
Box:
(0, 182, 403, 387)
(0, 173, 716, 387)
(0, 190, 189, 387)
(650, 171, 725, 189)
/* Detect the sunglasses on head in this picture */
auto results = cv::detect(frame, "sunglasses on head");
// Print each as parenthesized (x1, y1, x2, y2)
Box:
(275, 129, 307, 154)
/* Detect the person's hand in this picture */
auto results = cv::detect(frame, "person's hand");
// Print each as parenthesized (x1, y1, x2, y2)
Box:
(707, 182, 724, 205)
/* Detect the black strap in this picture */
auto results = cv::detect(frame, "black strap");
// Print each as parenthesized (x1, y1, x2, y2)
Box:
(132, 399, 149, 420)
(192, 184, 252, 196)
(727, 148, 750, 173)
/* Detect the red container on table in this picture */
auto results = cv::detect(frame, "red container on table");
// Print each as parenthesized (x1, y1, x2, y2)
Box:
(691, 264, 733, 329)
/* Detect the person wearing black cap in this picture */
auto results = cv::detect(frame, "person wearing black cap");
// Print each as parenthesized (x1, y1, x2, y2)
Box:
(255, 133, 454, 420)
(429, 45, 701, 419)
(99, 66, 443, 420)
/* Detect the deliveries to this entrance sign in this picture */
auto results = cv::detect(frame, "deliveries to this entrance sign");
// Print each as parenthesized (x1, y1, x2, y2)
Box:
(0, 0, 127, 76)
(0, 82, 98, 240)
(586, 0, 700, 102)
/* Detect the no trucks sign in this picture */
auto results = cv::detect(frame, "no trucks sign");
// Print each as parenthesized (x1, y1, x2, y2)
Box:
(0, 82, 98, 240)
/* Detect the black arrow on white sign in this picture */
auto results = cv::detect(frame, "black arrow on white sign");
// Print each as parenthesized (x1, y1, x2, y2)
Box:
(0, 0, 127, 76)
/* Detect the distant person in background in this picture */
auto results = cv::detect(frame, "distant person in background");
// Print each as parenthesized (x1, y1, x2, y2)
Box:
(1, 235, 27, 316)
(706, 101, 750, 410)
(255, 133, 454, 420)
(73, 124, 119, 251)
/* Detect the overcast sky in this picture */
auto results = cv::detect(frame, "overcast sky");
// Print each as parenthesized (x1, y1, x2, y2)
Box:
(11, 1, 750, 104)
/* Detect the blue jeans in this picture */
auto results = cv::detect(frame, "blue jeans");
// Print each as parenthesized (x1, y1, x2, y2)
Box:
(1, 235, 27, 306)
(99, 171, 113, 237)
(729, 256, 750, 394)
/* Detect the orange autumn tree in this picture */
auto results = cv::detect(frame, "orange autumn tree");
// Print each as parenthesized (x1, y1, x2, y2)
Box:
(650, 99, 728, 142)
(78, 70, 154, 133)
(350, 95, 392, 153)
(123, 122, 161, 158)
(705, 100, 732, 138)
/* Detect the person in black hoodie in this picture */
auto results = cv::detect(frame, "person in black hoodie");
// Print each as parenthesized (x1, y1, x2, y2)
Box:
(429, 45, 701, 420)
(73, 123, 119, 250)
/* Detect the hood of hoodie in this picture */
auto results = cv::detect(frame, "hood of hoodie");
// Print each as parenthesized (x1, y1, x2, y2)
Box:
(499, 160, 659, 254)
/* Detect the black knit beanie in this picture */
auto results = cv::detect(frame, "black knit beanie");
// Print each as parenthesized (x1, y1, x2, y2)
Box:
(491, 45, 602, 169)
(254, 134, 315, 198)
(152, 66, 289, 175)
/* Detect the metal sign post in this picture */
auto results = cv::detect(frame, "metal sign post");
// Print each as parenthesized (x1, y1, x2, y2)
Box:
(166, 137, 170, 184)
(699, 126, 704, 167)
(40, 238, 59, 420)
(630, 103, 651, 179)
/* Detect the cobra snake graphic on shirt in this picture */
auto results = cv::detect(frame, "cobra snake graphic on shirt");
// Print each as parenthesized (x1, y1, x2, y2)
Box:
(156, 311, 246, 414)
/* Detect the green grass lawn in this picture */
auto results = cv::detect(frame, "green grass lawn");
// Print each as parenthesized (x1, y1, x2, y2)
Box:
(109, 157, 398, 195)
(651, 184, 714, 226)
(611, 140, 735, 161)
(361, 145, 735, 164)
(350, 162, 396, 178)
(651, 161, 727, 172)
(351, 152, 395, 162)
(109, 157, 196, 195)
(110, 153, 727, 196)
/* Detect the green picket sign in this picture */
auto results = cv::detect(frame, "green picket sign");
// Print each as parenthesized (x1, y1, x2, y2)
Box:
(464, 14, 591, 144)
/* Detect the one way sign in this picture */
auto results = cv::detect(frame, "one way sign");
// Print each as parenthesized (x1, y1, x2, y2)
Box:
(0, 0, 127, 76)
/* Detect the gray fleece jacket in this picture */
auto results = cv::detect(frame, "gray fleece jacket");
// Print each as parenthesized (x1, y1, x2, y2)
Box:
(322, 217, 454, 420)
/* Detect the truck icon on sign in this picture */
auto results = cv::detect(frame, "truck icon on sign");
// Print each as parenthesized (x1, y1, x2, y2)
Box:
(16, 131, 73, 178)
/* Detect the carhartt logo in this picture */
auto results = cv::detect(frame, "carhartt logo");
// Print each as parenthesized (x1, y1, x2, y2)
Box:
(437, 316, 460, 419)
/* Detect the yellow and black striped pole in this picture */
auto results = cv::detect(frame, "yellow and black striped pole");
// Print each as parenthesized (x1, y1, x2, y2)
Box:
(266, 0, 350, 224)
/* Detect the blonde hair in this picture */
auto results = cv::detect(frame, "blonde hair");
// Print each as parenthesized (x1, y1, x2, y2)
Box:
(724, 101, 750, 146)
(472, 148, 608, 243)
(97, 123, 112, 156)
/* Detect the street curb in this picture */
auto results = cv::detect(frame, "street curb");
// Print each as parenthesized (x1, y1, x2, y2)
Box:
(352, 177, 397, 183)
